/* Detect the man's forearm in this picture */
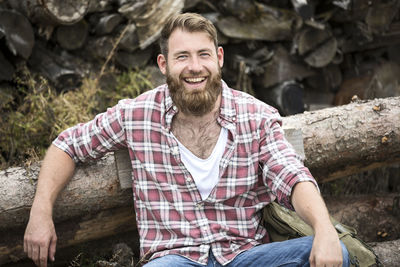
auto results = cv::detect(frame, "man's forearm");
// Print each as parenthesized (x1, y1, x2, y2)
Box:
(25, 144, 76, 266)
(291, 181, 331, 231)
(291, 181, 344, 266)
(32, 144, 76, 214)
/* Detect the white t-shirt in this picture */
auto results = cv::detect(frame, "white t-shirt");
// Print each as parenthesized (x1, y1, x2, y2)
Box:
(174, 128, 228, 200)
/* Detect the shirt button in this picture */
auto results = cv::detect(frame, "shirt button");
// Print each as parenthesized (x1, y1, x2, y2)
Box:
(172, 106, 178, 111)
(202, 226, 208, 232)
(186, 177, 192, 183)
(196, 202, 204, 208)
(171, 147, 179, 154)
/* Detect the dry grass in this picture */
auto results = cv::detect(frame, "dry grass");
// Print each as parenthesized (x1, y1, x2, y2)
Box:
(0, 65, 153, 169)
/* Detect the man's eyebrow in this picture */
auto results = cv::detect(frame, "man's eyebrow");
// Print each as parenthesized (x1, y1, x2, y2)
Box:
(172, 48, 213, 57)
(199, 48, 213, 53)
(173, 50, 188, 55)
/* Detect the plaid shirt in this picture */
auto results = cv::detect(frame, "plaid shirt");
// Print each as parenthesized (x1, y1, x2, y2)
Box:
(53, 81, 317, 265)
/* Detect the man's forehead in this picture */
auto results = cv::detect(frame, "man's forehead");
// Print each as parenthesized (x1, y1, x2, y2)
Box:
(168, 29, 214, 50)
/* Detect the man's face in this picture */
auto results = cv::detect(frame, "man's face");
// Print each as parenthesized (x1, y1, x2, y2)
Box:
(157, 29, 224, 116)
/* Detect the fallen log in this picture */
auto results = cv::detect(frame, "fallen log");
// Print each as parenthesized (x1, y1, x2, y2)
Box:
(0, 206, 138, 264)
(284, 96, 400, 182)
(0, 154, 131, 231)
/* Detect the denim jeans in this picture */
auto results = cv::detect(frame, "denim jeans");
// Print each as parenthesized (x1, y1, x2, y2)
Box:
(143, 236, 350, 267)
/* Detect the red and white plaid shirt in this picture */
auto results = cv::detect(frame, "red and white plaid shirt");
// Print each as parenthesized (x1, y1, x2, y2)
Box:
(53, 81, 317, 265)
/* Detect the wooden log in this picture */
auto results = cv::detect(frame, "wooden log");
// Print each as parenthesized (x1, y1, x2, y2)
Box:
(334, 61, 400, 105)
(115, 47, 153, 69)
(55, 19, 89, 50)
(85, 36, 114, 60)
(341, 22, 400, 53)
(284, 96, 400, 182)
(290, 0, 314, 20)
(0, 154, 131, 231)
(8, 0, 90, 25)
(257, 80, 306, 116)
(94, 13, 123, 36)
(253, 45, 316, 89)
(364, 0, 400, 35)
(0, 206, 138, 264)
(118, 0, 184, 49)
(296, 26, 338, 68)
(0, 9, 34, 60)
(118, 24, 140, 53)
(216, 4, 302, 41)
(28, 41, 82, 91)
(87, 0, 115, 14)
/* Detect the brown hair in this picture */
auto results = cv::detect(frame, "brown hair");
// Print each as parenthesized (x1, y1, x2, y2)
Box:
(159, 13, 218, 57)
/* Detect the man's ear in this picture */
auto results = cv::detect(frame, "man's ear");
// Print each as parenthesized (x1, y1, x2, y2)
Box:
(217, 46, 224, 68)
(157, 54, 167, 75)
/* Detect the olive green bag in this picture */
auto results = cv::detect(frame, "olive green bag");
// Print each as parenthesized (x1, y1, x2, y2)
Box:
(263, 202, 382, 267)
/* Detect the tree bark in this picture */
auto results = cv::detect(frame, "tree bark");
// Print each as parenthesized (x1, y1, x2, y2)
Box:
(56, 19, 89, 50)
(8, 0, 90, 25)
(284, 96, 400, 183)
(28, 41, 82, 91)
(0, 154, 132, 230)
(0, 9, 35, 60)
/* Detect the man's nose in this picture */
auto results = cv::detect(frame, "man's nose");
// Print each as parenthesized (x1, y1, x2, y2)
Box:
(188, 56, 202, 72)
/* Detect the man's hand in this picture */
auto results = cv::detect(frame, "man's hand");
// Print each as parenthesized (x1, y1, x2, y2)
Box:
(291, 181, 346, 267)
(23, 145, 75, 266)
(310, 226, 343, 267)
(24, 211, 57, 267)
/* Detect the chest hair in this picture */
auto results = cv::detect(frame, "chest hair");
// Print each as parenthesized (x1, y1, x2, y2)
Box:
(172, 119, 222, 159)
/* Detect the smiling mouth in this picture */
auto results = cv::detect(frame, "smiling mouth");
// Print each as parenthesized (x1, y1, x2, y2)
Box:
(183, 77, 207, 84)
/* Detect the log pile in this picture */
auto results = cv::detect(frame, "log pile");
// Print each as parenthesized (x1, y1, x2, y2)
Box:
(1, 0, 400, 111)
(1, 0, 400, 265)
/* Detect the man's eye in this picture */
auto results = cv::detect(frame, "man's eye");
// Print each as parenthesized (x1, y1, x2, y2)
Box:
(200, 53, 210, 57)
(177, 55, 187, 60)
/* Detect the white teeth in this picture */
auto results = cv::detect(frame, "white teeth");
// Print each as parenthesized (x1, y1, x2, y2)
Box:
(185, 77, 205, 83)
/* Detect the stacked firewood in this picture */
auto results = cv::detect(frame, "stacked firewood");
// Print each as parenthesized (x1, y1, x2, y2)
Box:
(1, 0, 400, 115)
(1, 0, 400, 265)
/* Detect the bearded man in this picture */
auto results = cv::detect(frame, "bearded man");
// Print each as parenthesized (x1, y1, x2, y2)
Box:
(24, 13, 349, 267)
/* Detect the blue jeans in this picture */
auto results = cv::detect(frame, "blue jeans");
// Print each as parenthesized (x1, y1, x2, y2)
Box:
(143, 236, 350, 267)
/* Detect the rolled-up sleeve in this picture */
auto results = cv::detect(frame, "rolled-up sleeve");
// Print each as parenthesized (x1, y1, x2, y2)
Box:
(52, 101, 127, 163)
(259, 111, 319, 210)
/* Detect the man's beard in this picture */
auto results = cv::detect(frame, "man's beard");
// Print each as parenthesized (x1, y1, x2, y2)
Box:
(167, 67, 222, 117)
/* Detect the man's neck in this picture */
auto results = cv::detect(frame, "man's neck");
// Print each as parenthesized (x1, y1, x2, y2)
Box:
(174, 94, 221, 129)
